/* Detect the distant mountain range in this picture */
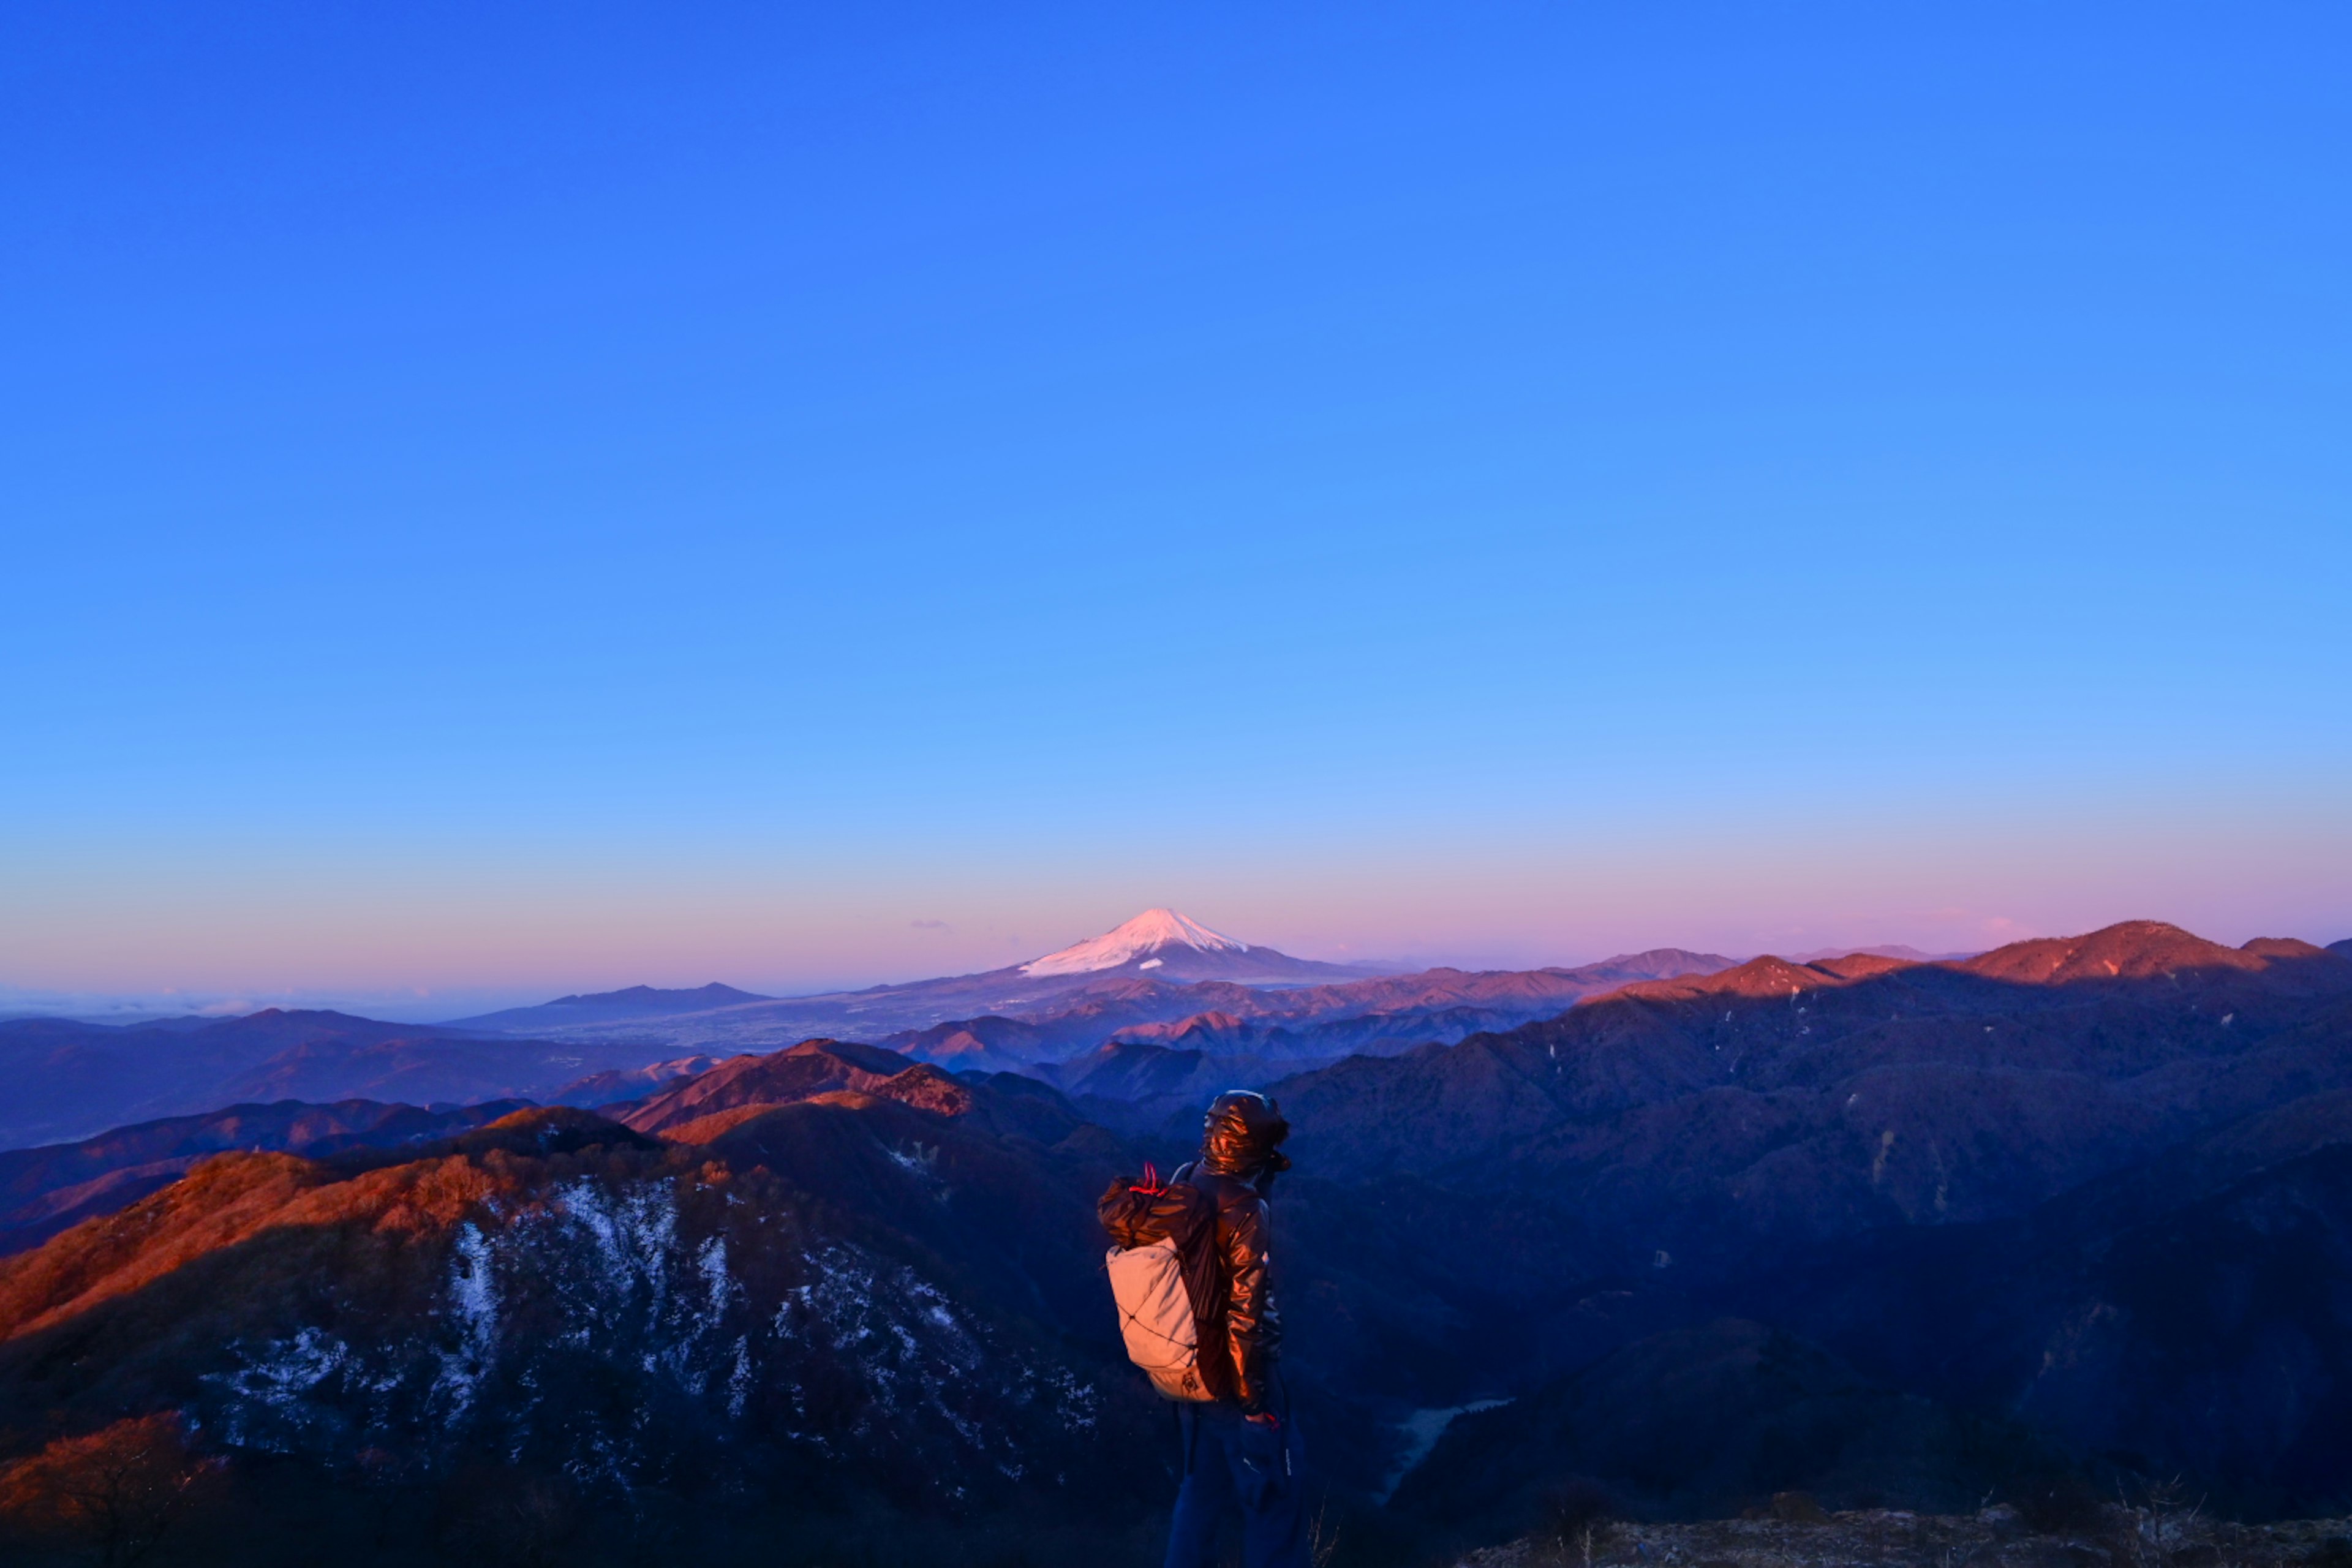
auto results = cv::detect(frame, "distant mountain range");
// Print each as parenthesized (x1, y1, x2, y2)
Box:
(442, 910, 1741, 1077)
(447, 982, 772, 1032)
(1780, 943, 1977, 963)
(0, 914, 1738, 1148)
(0, 1009, 627, 1149)
(873, 948, 1740, 1074)
(443, 909, 1388, 1048)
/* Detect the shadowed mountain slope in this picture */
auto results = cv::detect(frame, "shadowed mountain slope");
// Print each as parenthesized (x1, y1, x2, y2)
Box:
(545, 1052, 727, 1107)
(1277, 924, 2352, 1231)
(878, 1014, 1063, 1072)
(1712, 1076, 2352, 1506)
(1039, 1041, 1345, 1138)
(1395, 1096, 2352, 1536)
(1396, 1317, 2032, 1535)
(1251, 922, 2352, 1534)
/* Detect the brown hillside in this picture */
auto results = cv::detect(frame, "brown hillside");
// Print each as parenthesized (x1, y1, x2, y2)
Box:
(0, 1072, 1159, 1563)
(1957, 920, 2260, 983)
(0, 1150, 518, 1341)
(1606, 954, 1863, 1005)
(619, 1039, 910, 1133)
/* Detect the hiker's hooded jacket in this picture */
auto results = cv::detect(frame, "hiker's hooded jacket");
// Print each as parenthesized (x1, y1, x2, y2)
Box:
(1100, 1091, 1291, 1414)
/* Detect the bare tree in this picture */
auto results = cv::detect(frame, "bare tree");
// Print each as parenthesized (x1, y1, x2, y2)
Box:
(0, 1413, 219, 1567)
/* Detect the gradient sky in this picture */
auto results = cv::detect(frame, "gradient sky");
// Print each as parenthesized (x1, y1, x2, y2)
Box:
(4, 3, 2349, 1018)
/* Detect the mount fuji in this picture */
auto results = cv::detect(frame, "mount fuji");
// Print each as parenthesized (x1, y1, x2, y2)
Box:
(1020, 908, 1245, 976)
(1017, 908, 1363, 983)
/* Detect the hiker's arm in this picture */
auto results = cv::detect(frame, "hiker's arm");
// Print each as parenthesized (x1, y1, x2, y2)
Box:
(1220, 1196, 1274, 1415)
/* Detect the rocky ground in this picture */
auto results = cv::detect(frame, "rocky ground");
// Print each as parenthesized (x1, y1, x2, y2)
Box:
(1452, 1503, 2352, 1568)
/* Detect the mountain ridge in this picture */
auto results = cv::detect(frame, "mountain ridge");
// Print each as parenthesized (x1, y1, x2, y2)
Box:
(445, 981, 773, 1031)
(0, 1009, 638, 1151)
(437, 917, 1736, 1055)
(0, 1097, 530, 1256)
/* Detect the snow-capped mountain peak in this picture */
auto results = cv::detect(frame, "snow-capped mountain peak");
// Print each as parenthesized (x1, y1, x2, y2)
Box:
(1019, 910, 1248, 978)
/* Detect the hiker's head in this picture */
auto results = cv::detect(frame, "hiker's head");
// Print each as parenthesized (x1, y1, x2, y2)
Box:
(1200, 1091, 1291, 1183)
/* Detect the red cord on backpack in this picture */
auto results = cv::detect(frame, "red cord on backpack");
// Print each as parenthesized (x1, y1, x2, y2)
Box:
(1128, 1161, 1167, 1196)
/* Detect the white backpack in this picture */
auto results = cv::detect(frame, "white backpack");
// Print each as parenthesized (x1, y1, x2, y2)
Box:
(1106, 1235, 1215, 1402)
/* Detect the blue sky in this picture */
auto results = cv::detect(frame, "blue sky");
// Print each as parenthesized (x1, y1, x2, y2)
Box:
(4, 3, 2348, 1015)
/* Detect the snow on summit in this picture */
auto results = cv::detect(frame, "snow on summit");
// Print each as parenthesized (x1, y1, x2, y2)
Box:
(1019, 910, 1248, 978)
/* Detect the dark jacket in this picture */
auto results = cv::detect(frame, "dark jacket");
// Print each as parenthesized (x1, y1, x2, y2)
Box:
(1180, 1161, 1281, 1414)
(1188, 1090, 1289, 1414)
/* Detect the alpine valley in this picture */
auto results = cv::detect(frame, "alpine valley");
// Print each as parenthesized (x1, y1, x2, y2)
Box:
(4, 911, 2352, 1567)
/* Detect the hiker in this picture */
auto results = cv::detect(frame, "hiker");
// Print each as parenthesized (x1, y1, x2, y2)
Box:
(1100, 1090, 1309, 1568)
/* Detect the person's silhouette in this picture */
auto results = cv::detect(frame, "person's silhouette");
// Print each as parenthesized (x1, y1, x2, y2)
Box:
(1161, 1091, 1308, 1568)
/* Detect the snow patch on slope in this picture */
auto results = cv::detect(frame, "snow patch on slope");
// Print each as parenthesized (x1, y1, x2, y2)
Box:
(1020, 908, 1247, 978)
(203, 1174, 1102, 1494)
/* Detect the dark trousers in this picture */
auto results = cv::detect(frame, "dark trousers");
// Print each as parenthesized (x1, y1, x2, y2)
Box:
(1164, 1379, 1310, 1568)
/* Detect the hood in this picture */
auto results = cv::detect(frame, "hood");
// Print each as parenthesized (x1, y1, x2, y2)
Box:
(1199, 1090, 1292, 1178)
